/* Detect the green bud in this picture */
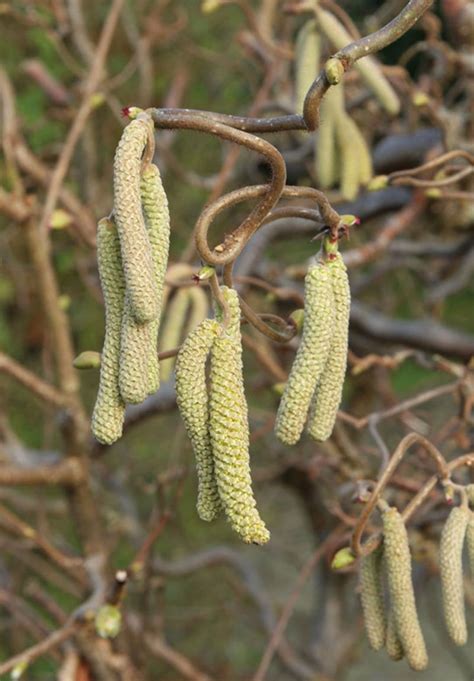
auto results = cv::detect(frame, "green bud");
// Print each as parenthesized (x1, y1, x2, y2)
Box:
(325, 57, 344, 84)
(95, 604, 122, 639)
(289, 308, 304, 334)
(367, 175, 388, 191)
(196, 265, 216, 281)
(331, 546, 355, 570)
(73, 351, 101, 370)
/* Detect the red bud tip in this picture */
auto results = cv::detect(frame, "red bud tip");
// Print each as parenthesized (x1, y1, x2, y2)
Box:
(354, 217, 361, 225)
(191, 274, 201, 285)
(121, 106, 131, 118)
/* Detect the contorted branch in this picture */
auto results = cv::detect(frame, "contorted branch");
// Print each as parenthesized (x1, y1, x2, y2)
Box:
(302, 0, 434, 129)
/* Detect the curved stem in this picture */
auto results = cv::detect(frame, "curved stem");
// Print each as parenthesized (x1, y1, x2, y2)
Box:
(149, 110, 288, 266)
(303, 0, 433, 130)
(350, 432, 449, 557)
(223, 263, 296, 343)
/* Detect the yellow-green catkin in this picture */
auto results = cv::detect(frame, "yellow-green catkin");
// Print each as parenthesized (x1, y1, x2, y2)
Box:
(275, 261, 335, 445)
(359, 546, 386, 651)
(439, 505, 469, 646)
(316, 85, 341, 189)
(334, 108, 360, 201)
(209, 287, 270, 544)
(307, 252, 350, 441)
(119, 303, 154, 404)
(382, 508, 428, 671)
(113, 118, 158, 323)
(92, 218, 126, 445)
(386, 610, 404, 661)
(141, 163, 171, 391)
(176, 318, 221, 522)
(314, 7, 400, 115)
(159, 289, 191, 381)
(185, 287, 209, 337)
(295, 19, 321, 113)
(467, 510, 474, 579)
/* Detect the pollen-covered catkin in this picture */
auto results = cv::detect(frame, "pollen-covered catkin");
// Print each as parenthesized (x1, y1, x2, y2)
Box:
(275, 261, 335, 445)
(92, 218, 126, 445)
(140, 163, 171, 392)
(382, 507, 428, 671)
(119, 303, 154, 404)
(334, 110, 360, 201)
(359, 546, 386, 651)
(176, 318, 221, 522)
(467, 510, 474, 579)
(113, 118, 158, 323)
(307, 253, 350, 441)
(159, 289, 191, 381)
(386, 610, 404, 661)
(439, 505, 469, 646)
(295, 19, 320, 113)
(210, 287, 270, 544)
(316, 85, 341, 189)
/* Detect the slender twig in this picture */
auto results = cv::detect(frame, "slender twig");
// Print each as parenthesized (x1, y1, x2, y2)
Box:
(252, 527, 345, 681)
(350, 433, 449, 557)
(0, 621, 76, 676)
(38, 0, 125, 236)
(0, 352, 68, 408)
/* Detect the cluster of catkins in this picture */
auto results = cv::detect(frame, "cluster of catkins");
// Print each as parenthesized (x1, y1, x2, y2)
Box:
(295, 10, 400, 200)
(359, 494, 474, 671)
(275, 239, 350, 445)
(92, 115, 170, 445)
(175, 287, 270, 545)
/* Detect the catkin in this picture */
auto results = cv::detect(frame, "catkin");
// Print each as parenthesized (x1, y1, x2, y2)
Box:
(119, 303, 154, 404)
(159, 289, 191, 381)
(359, 546, 386, 651)
(334, 110, 360, 201)
(316, 85, 340, 189)
(386, 610, 404, 661)
(140, 163, 171, 392)
(113, 118, 158, 323)
(382, 507, 428, 671)
(176, 318, 221, 522)
(467, 510, 474, 579)
(295, 19, 321, 113)
(92, 218, 126, 445)
(275, 261, 335, 445)
(209, 287, 270, 544)
(439, 505, 469, 646)
(307, 253, 350, 441)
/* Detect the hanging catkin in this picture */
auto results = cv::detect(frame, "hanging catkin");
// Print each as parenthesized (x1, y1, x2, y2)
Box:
(467, 510, 474, 579)
(159, 289, 192, 382)
(141, 163, 170, 389)
(209, 287, 270, 544)
(439, 504, 469, 646)
(119, 304, 154, 404)
(113, 118, 158, 324)
(295, 19, 321, 113)
(359, 546, 386, 651)
(307, 252, 350, 441)
(92, 218, 126, 445)
(176, 318, 221, 522)
(316, 85, 340, 189)
(385, 610, 404, 661)
(275, 260, 335, 445)
(382, 507, 428, 671)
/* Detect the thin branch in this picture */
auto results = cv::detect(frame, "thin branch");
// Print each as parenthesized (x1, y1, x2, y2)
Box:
(0, 352, 67, 408)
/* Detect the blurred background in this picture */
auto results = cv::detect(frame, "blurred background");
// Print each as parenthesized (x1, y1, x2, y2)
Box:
(0, 0, 474, 679)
